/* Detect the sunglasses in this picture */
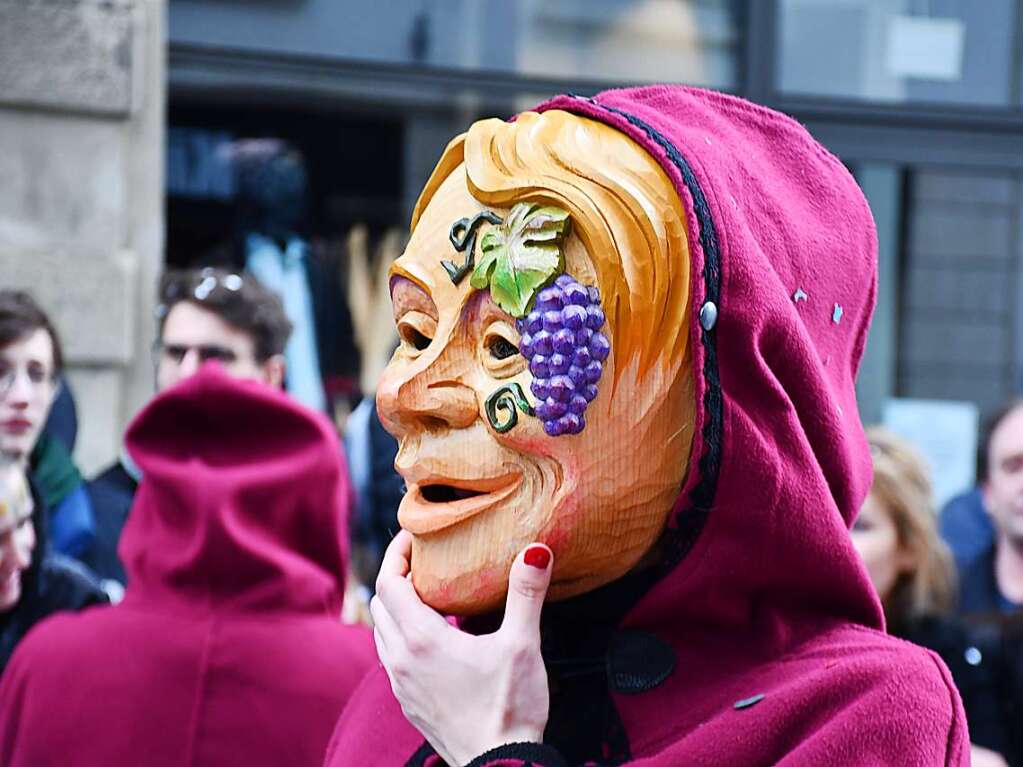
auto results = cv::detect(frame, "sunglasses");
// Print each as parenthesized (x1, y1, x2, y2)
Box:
(156, 269, 245, 320)
(153, 342, 239, 366)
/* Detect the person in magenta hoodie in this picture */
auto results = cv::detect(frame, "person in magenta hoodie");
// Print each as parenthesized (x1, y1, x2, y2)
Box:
(0, 363, 374, 766)
(323, 86, 969, 766)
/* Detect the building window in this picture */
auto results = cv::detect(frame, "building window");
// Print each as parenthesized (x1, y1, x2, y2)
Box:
(777, 0, 1017, 107)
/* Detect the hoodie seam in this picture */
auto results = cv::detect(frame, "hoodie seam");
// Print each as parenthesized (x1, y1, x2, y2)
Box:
(183, 621, 215, 767)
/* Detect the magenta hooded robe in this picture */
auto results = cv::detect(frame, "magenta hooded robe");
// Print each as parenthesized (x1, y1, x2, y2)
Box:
(322, 85, 969, 767)
(0, 365, 374, 766)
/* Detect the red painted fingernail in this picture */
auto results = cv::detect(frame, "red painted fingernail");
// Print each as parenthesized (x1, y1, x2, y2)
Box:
(524, 545, 550, 570)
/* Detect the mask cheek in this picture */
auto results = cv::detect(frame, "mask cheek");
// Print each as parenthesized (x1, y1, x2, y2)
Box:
(513, 449, 575, 540)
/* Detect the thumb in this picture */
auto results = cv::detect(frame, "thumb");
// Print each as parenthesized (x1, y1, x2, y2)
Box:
(500, 544, 553, 637)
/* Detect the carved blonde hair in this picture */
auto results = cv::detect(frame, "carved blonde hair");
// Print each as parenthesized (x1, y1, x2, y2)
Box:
(411, 110, 692, 383)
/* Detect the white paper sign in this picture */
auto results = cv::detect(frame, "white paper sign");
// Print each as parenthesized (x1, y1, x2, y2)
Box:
(886, 15, 965, 81)
(882, 398, 978, 509)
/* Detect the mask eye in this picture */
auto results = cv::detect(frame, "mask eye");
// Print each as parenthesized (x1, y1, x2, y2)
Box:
(399, 322, 432, 352)
(488, 337, 519, 360)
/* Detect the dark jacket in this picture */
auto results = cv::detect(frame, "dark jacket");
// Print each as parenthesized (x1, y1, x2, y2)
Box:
(81, 460, 138, 584)
(348, 397, 403, 586)
(898, 615, 1017, 764)
(0, 483, 108, 673)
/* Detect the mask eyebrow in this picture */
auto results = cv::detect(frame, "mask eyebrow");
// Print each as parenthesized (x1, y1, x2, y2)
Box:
(389, 263, 433, 300)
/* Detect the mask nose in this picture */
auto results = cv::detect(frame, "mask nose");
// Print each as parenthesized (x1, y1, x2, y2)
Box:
(378, 374, 479, 434)
(377, 338, 480, 435)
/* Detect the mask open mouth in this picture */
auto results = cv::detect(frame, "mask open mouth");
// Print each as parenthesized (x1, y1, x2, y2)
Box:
(419, 484, 487, 503)
(399, 474, 522, 535)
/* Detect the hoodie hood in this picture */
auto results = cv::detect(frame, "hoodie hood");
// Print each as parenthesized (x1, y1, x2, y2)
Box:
(535, 87, 881, 644)
(119, 364, 348, 614)
(320, 87, 971, 767)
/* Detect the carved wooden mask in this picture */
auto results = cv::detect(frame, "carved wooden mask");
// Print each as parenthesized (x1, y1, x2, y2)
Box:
(377, 111, 696, 614)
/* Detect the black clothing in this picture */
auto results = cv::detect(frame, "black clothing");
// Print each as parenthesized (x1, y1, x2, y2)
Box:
(81, 461, 138, 584)
(306, 245, 359, 398)
(0, 556, 108, 673)
(897, 615, 1016, 763)
(350, 402, 404, 586)
(538, 569, 662, 764)
(952, 545, 1023, 765)
(959, 612, 1023, 767)
(0, 484, 108, 673)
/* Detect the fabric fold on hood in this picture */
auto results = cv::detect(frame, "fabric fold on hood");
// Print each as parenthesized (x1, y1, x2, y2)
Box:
(119, 362, 348, 615)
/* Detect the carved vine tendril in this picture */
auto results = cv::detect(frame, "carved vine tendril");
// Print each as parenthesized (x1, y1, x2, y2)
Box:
(484, 383, 535, 433)
(443, 211, 504, 284)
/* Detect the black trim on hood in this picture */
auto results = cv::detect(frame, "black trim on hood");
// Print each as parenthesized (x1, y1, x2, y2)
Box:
(572, 95, 724, 578)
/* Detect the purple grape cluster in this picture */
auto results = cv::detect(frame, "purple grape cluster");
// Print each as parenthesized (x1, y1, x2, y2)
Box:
(516, 273, 609, 436)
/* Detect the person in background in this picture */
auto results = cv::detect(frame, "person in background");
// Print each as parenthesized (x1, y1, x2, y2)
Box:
(855, 427, 1015, 766)
(0, 458, 108, 673)
(0, 460, 105, 673)
(0, 365, 374, 766)
(958, 401, 1023, 615)
(0, 291, 96, 563)
(940, 418, 997, 573)
(82, 268, 291, 586)
(0, 291, 108, 672)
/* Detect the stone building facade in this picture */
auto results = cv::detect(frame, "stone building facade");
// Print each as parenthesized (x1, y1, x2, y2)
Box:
(0, 0, 166, 474)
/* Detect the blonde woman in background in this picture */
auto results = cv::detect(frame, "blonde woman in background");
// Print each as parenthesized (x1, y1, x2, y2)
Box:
(856, 427, 1014, 767)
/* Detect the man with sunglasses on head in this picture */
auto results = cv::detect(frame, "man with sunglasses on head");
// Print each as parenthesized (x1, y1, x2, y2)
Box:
(154, 268, 290, 392)
(83, 268, 292, 586)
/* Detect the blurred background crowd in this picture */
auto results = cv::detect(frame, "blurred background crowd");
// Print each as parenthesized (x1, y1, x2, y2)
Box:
(4, 1, 1023, 765)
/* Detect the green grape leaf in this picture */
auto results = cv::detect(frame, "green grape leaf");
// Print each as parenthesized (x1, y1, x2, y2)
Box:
(471, 202, 570, 317)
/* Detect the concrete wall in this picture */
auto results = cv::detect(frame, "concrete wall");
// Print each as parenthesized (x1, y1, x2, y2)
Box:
(0, 0, 166, 475)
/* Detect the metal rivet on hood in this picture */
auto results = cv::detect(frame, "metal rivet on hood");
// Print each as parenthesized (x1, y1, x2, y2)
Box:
(700, 301, 718, 331)
(733, 693, 766, 710)
(832, 304, 843, 323)
(792, 288, 808, 303)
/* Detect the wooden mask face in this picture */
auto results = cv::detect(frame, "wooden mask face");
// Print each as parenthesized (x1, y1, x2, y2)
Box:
(376, 111, 696, 615)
